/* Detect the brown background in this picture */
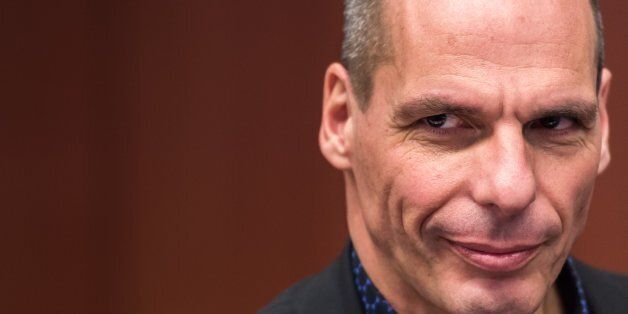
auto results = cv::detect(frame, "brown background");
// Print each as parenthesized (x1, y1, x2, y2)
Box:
(2, 1, 626, 313)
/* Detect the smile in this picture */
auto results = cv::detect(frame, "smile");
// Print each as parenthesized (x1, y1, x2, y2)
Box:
(447, 240, 541, 273)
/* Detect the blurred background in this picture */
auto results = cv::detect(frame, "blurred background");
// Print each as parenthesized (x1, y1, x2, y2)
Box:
(2, 1, 626, 313)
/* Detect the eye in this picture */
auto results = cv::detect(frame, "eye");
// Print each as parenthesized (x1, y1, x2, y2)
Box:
(423, 114, 466, 129)
(531, 116, 575, 130)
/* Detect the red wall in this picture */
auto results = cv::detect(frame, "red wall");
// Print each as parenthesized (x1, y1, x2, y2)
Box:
(2, 1, 626, 313)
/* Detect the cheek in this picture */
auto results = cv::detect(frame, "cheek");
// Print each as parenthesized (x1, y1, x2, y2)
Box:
(387, 151, 471, 242)
(535, 151, 599, 236)
(353, 132, 468, 238)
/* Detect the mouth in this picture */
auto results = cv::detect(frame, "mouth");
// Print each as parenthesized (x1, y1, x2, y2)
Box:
(447, 240, 541, 273)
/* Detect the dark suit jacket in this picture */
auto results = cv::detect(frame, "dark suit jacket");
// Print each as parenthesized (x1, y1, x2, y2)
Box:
(261, 245, 628, 314)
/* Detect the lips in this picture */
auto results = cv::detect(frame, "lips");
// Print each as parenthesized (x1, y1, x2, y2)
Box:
(448, 240, 541, 272)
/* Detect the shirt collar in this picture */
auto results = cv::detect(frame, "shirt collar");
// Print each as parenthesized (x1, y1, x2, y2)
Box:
(350, 244, 589, 314)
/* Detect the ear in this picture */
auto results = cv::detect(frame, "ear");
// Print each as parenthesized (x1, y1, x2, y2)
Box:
(319, 63, 355, 170)
(597, 68, 612, 174)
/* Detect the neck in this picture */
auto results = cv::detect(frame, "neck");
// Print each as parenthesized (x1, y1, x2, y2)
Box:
(537, 285, 564, 314)
(345, 174, 443, 313)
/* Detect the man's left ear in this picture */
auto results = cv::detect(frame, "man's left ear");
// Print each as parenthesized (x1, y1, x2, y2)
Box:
(598, 68, 612, 174)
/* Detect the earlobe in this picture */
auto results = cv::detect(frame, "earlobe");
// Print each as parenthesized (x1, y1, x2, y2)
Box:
(597, 68, 612, 174)
(319, 63, 354, 170)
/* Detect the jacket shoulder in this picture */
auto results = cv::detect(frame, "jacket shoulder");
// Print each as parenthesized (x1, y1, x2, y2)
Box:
(260, 246, 362, 314)
(573, 259, 628, 313)
(259, 268, 334, 314)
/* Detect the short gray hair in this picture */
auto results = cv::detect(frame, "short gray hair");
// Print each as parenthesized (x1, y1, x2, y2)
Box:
(341, 0, 390, 109)
(341, 0, 605, 109)
(591, 0, 605, 91)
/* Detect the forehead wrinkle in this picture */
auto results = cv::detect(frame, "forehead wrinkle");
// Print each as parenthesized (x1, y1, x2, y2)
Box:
(434, 36, 592, 75)
(435, 51, 585, 75)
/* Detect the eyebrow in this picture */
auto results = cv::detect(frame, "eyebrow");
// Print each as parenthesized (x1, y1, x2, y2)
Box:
(391, 96, 483, 126)
(529, 101, 598, 127)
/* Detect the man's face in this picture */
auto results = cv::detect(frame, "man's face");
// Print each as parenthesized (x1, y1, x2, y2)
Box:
(342, 0, 610, 313)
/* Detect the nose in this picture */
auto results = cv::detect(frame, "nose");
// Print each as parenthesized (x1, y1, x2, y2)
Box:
(471, 124, 536, 217)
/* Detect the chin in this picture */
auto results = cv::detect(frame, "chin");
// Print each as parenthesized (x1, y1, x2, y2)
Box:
(443, 275, 547, 314)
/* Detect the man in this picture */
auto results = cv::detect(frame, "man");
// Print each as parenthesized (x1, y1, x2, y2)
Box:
(263, 0, 628, 313)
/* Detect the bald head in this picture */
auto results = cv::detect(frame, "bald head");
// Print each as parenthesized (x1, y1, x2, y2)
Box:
(341, 0, 605, 109)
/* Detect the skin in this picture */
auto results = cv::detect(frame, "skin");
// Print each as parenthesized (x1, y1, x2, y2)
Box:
(320, 1, 612, 313)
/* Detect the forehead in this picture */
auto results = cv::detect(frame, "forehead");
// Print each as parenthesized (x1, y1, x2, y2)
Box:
(380, 0, 597, 101)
